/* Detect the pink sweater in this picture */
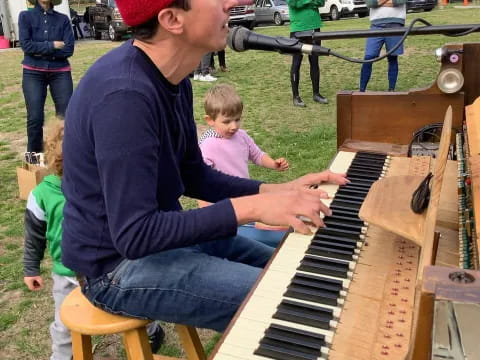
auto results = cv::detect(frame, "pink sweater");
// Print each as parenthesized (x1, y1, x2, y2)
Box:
(199, 129, 264, 179)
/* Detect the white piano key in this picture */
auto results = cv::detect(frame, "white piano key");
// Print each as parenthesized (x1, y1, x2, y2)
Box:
(329, 151, 357, 173)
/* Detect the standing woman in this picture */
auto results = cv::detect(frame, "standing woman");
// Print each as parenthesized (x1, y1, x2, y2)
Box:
(19, 0, 74, 153)
(287, 0, 328, 108)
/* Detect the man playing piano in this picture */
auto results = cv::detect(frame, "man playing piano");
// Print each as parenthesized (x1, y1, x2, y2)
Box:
(61, 0, 348, 333)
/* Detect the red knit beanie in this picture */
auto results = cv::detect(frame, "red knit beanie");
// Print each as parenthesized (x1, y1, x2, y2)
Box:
(115, 0, 177, 27)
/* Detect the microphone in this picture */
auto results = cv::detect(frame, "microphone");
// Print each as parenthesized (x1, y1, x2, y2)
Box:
(227, 26, 330, 56)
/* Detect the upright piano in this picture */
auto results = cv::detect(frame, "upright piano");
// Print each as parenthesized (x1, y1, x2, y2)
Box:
(210, 42, 480, 360)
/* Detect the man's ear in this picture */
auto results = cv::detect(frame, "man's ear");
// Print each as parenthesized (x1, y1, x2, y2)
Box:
(205, 115, 215, 126)
(157, 8, 185, 35)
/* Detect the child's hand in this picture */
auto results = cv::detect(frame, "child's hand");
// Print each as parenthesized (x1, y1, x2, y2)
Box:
(24, 276, 44, 291)
(274, 158, 289, 171)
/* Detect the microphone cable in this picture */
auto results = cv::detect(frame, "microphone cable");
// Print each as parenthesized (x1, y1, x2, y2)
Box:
(327, 18, 480, 64)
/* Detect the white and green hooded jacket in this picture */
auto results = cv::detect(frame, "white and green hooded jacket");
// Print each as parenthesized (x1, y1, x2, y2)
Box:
(24, 174, 75, 277)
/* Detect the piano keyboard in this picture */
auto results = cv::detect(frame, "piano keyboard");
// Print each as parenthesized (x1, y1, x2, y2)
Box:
(213, 151, 393, 360)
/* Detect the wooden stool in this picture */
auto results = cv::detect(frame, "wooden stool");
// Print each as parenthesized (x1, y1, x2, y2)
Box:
(60, 287, 206, 360)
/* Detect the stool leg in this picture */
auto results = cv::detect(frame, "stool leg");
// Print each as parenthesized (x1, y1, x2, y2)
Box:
(71, 331, 93, 360)
(122, 327, 154, 360)
(175, 325, 206, 360)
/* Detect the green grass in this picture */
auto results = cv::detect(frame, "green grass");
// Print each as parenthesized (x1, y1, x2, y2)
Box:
(0, 6, 479, 359)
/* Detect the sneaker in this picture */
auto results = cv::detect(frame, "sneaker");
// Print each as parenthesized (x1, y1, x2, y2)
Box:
(148, 325, 165, 354)
(220, 66, 228, 72)
(293, 96, 306, 108)
(199, 74, 217, 82)
(193, 73, 200, 80)
(313, 94, 328, 104)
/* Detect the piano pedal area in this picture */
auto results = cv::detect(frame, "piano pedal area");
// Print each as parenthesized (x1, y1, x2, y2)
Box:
(213, 151, 421, 360)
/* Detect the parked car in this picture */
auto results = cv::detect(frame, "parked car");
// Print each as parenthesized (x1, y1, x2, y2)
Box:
(229, 4, 256, 29)
(86, 0, 130, 41)
(319, 0, 354, 20)
(407, 0, 437, 12)
(351, 0, 369, 17)
(254, 0, 289, 26)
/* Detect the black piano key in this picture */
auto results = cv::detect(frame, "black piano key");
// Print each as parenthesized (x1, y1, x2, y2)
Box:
(346, 169, 382, 181)
(355, 151, 387, 159)
(306, 244, 355, 260)
(262, 333, 323, 356)
(330, 208, 360, 218)
(345, 175, 376, 184)
(285, 273, 344, 304)
(324, 213, 363, 225)
(323, 218, 363, 231)
(255, 343, 319, 360)
(332, 193, 365, 204)
(350, 160, 385, 169)
(310, 240, 357, 252)
(340, 183, 373, 191)
(273, 299, 333, 329)
(330, 200, 361, 211)
(298, 255, 350, 278)
(255, 323, 327, 360)
(347, 163, 385, 173)
(312, 236, 359, 247)
(285, 284, 340, 306)
(354, 153, 387, 161)
(317, 227, 362, 239)
(335, 188, 369, 197)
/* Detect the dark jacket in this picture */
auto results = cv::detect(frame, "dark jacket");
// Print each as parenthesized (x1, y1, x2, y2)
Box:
(19, 3, 74, 69)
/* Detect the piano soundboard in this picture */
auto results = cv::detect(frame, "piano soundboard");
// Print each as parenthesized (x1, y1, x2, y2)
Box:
(212, 151, 425, 360)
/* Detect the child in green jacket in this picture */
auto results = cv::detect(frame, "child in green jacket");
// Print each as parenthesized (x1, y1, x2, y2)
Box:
(23, 121, 164, 359)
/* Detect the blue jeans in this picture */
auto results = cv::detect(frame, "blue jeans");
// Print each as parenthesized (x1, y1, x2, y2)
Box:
(237, 223, 286, 248)
(82, 235, 274, 332)
(360, 23, 404, 92)
(22, 69, 73, 152)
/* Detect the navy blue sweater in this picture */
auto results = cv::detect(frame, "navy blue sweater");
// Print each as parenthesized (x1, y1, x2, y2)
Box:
(19, 4, 74, 69)
(62, 41, 261, 278)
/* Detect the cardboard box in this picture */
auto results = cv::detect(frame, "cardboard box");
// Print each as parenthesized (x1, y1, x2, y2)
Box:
(16, 163, 50, 200)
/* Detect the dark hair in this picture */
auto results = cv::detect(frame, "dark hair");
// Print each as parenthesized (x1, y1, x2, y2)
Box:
(133, 0, 191, 41)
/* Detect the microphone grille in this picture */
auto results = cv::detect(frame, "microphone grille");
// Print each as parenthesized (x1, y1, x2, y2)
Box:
(227, 26, 248, 52)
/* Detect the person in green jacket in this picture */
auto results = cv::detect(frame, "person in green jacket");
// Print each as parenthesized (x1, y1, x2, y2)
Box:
(22, 120, 164, 359)
(287, 0, 328, 107)
(23, 121, 77, 360)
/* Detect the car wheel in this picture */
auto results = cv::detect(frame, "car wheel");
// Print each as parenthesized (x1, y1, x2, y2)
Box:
(108, 23, 120, 41)
(424, 7, 433, 11)
(274, 12, 283, 26)
(330, 6, 339, 21)
(91, 24, 102, 40)
(246, 21, 255, 30)
(358, 12, 368, 18)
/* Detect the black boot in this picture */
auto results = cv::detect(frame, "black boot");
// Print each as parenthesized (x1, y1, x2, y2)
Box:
(313, 94, 328, 104)
(149, 324, 165, 354)
(293, 96, 306, 107)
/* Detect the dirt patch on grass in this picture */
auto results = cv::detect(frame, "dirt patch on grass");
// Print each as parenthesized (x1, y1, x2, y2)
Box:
(0, 131, 26, 160)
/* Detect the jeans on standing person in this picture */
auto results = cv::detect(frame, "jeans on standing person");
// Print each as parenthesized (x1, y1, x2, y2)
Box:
(359, 23, 404, 92)
(194, 52, 213, 76)
(82, 235, 273, 332)
(22, 69, 73, 152)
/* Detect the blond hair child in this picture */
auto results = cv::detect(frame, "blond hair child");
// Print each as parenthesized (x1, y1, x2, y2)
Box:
(199, 84, 289, 178)
(23, 120, 78, 360)
(199, 84, 289, 247)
